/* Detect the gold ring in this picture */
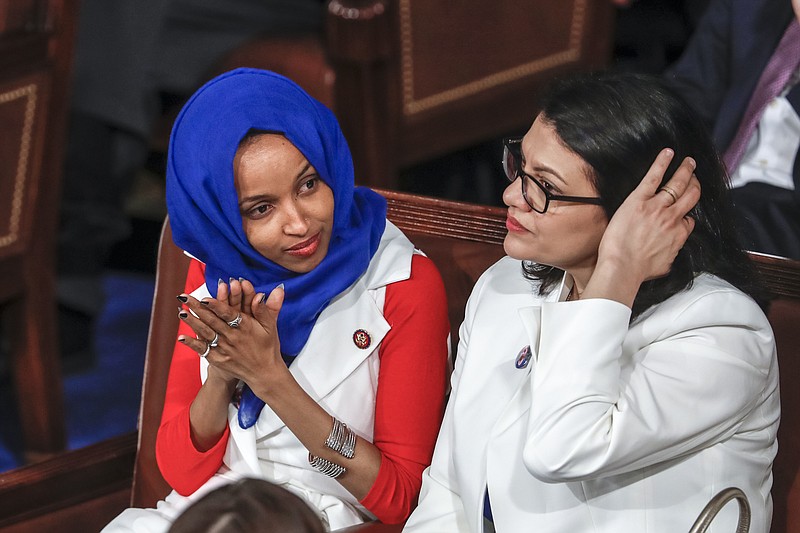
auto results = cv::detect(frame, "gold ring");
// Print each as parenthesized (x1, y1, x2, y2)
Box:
(658, 186, 679, 205)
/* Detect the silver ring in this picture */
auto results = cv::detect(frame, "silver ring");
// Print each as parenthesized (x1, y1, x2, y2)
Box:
(227, 313, 242, 328)
(199, 342, 211, 358)
(208, 332, 219, 348)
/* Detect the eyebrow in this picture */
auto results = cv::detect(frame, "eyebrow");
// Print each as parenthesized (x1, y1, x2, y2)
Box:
(527, 162, 569, 188)
(518, 141, 569, 188)
(238, 162, 313, 207)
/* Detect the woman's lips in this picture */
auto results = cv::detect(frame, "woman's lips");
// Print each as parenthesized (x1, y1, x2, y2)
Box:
(506, 215, 526, 233)
(285, 233, 321, 257)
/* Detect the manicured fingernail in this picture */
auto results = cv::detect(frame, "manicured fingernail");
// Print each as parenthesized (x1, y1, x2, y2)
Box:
(259, 293, 267, 304)
(229, 277, 236, 284)
(178, 311, 188, 319)
(218, 278, 225, 286)
(176, 295, 188, 303)
(199, 299, 209, 306)
(276, 283, 285, 291)
(177, 336, 186, 344)
(686, 157, 696, 169)
(239, 277, 246, 283)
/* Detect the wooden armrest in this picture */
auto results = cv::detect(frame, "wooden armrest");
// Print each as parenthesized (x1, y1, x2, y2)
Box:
(0, 433, 136, 530)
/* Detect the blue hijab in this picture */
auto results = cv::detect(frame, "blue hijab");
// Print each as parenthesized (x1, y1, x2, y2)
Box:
(166, 68, 387, 428)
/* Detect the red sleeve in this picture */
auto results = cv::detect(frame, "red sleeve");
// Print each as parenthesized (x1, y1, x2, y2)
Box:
(155, 259, 230, 495)
(359, 254, 450, 524)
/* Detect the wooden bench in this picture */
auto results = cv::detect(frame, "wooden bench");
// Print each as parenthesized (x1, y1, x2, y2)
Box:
(0, 191, 798, 532)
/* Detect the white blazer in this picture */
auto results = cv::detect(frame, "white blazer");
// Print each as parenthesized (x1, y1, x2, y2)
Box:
(104, 222, 421, 533)
(404, 256, 779, 533)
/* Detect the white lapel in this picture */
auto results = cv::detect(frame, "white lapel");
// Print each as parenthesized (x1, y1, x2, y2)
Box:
(224, 404, 262, 475)
(491, 275, 570, 436)
(253, 221, 415, 437)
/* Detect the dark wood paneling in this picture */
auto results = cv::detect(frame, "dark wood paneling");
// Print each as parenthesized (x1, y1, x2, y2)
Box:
(0, 0, 42, 35)
(327, 0, 616, 188)
(0, 0, 76, 461)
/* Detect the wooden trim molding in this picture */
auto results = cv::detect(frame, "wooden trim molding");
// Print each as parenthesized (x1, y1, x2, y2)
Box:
(748, 252, 800, 300)
(378, 189, 800, 301)
(399, 0, 587, 116)
(379, 189, 506, 244)
(0, 82, 37, 249)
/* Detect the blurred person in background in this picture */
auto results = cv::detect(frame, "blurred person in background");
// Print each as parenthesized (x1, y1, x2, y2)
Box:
(666, 0, 800, 259)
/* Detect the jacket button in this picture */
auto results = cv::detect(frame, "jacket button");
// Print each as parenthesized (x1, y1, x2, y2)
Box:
(353, 329, 371, 349)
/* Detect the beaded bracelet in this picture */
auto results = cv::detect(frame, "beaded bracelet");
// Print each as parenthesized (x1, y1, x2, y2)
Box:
(324, 416, 356, 459)
(308, 452, 346, 478)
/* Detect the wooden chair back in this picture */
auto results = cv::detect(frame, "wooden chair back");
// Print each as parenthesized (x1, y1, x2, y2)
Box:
(325, 0, 616, 188)
(130, 192, 800, 533)
(153, 1, 616, 191)
(755, 253, 800, 533)
(0, 0, 78, 462)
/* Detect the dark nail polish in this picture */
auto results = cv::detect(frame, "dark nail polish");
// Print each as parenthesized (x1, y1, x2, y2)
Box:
(177, 295, 188, 303)
(259, 293, 267, 304)
(239, 277, 246, 283)
(177, 337, 186, 344)
(218, 278, 225, 285)
(229, 277, 236, 284)
(199, 299, 209, 306)
(179, 311, 188, 319)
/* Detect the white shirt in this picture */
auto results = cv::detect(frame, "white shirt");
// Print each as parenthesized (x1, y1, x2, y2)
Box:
(730, 70, 800, 190)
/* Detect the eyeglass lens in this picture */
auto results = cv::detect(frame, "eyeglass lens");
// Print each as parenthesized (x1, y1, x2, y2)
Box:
(504, 143, 546, 212)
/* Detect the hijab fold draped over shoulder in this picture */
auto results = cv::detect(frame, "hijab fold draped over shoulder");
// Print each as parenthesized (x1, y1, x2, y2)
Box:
(166, 68, 387, 428)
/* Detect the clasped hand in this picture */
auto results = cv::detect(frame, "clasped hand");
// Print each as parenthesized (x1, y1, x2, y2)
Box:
(177, 279, 287, 393)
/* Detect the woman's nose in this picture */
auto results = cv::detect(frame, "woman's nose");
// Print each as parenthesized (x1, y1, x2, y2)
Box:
(282, 202, 310, 234)
(502, 177, 528, 210)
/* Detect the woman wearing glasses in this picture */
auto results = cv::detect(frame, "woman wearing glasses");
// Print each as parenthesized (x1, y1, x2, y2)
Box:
(403, 71, 779, 533)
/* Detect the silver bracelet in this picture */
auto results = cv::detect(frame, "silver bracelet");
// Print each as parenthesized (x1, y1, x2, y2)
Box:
(324, 416, 356, 459)
(308, 452, 346, 478)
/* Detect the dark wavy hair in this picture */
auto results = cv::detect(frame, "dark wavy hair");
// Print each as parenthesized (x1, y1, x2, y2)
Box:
(523, 71, 764, 317)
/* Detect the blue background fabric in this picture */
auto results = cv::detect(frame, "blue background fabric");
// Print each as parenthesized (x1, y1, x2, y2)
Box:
(165, 68, 387, 427)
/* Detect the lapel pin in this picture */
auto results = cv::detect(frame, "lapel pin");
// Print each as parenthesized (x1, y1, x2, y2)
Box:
(515, 345, 532, 369)
(353, 329, 372, 349)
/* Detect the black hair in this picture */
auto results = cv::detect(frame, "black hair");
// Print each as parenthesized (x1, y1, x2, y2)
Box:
(523, 70, 764, 317)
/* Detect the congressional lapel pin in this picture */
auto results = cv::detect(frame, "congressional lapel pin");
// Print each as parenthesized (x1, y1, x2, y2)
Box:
(353, 329, 371, 349)
(515, 345, 532, 369)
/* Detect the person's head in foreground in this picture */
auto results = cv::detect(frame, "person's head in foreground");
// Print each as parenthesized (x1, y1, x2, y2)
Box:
(168, 478, 325, 533)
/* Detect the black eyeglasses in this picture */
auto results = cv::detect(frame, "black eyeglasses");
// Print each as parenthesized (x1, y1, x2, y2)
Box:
(502, 137, 603, 214)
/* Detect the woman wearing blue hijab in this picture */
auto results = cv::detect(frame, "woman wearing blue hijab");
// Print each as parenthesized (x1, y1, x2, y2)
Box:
(103, 68, 450, 532)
